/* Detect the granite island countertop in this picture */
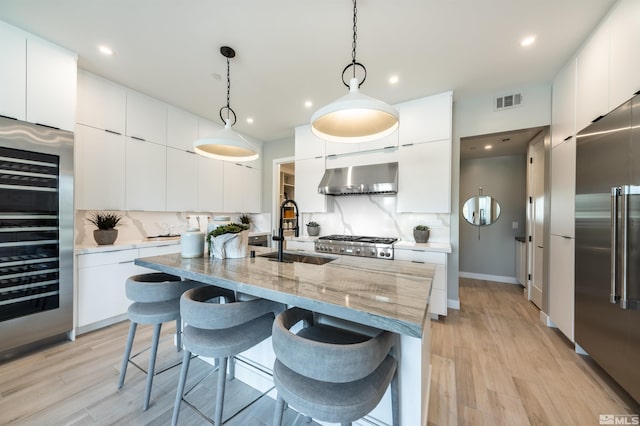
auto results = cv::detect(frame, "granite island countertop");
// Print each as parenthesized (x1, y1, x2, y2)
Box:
(135, 247, 434, 337)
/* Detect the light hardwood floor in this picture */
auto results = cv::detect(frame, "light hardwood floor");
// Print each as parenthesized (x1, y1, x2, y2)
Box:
(0, 278, 638, 425)
(428, 278, 640, 426)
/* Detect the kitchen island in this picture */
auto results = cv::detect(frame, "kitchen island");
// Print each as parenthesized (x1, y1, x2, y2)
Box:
(135, 247, 433, 425)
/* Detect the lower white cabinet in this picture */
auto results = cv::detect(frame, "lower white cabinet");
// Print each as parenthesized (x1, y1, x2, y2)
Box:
(76, 244, 181, 333)
(394, 248, 447, 317)
(549, 235, 575, 342)
(396, 139, 451, 213)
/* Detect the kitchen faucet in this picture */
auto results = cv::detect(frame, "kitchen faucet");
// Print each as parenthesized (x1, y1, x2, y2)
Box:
(272, 198, 299, 262)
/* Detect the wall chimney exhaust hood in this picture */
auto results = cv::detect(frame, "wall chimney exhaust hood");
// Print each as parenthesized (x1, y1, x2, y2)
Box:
(318, 162, 398, 195)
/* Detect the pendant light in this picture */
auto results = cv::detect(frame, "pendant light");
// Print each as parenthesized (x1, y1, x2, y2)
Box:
(310, 0, 399, 143)
(194, 46, 259, 161)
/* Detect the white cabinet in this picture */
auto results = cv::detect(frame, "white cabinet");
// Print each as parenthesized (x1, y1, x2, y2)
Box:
(515, 239, 527, 285)
(295, 157, 330, 213)
(394, 248, 447, 317)
(576, 21, 610, 133)
(396, 92, 452, 145)
(549, 235, 575, 341)
(198, 156, 224, 212)
(167, 106, 198, 152)
(125, 137, 167, 211)
(325, 130, 398, 157)
(76, 70, 126, 134)
(295, 125, 325, 160)
(550, 138, 576, 238)
(126, 91, 167, 144)
(551, 59, 576, 148)
(0, 21, 26, 121)
(75, 124, 126, 210)
(396, 139, 451, 213)
(609, 0, 640, 111)
(166, 147, 198, 212)
(26, 36, 77, 131)
(76, 249, 140, 332)
(223, 162, 262, 213)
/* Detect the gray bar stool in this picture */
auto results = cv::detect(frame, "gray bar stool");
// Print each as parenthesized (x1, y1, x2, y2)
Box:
(172, 286, 284, 426)
(117, 272, 203, 410)
(271, 307, 399, 426)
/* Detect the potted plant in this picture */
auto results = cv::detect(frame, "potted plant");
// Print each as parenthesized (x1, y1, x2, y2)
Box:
(306, 221, 320, 237)
(88, 211, 123, 245)
(239, 214, 252, 230)
(207, 223, 250, 258)
(413, 225, 430, 243)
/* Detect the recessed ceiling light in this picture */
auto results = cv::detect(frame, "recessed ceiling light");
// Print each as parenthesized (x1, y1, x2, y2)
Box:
(304, 100, 313, 108)
(389, 75, 399, 84)
(98, 45, 113, 56)
(484, 145, 493, 150)
(521, 36, 536, 47)
(246, 117, 254, 124)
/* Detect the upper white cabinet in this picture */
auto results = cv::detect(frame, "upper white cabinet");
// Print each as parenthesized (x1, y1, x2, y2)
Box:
(0, 21, 76, 130)
(76, 70, 126, 134)
(396, 92, 452, 145)
(295, 125, 326, 160)
(126, 91, 167, 144)
(295, 157, 329, 213)
(198, 156, 224, 212)
(396, 139, 451, 213)
(125, 137, 167, 211)
(550, 138, 576, 238)
(576, 20, 610, 133)
(166, 147, 198, 212)
(167, 106, 198, 152)
(325, 130, 399, 157)
(223, 162, 261, 213)
(26, 36, 77, 131)
(551, 59, 576, 148)
(0, 21, 26, 121)
(75, 124, 126, 210)
(609, 0, 640, 111)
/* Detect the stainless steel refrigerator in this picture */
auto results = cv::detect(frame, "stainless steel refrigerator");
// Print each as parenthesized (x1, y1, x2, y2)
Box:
(0, 116, 74, 360)
(576, 94, 640, 403)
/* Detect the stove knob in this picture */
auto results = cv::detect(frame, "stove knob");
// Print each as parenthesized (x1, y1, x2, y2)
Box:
(355, 249, 361, 254)
(385, 252, 391, 257)
(379, 252, 384, 257)
(371, 249, 376, 256)
(340, 248, 345, 253)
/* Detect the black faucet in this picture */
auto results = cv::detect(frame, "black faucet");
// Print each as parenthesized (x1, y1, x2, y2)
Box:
(272, 199, 299, 262)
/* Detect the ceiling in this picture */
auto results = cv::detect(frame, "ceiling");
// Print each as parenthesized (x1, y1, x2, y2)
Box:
(0, 0, 616, 143)
(460, 126, 546, 160)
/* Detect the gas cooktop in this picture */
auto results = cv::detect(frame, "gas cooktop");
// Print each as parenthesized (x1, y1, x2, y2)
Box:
(315, 235, 398, 259)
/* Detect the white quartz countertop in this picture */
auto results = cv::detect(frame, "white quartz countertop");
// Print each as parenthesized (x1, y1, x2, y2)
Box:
(135, 246, 433, 337)
(75, 231, 272, 255)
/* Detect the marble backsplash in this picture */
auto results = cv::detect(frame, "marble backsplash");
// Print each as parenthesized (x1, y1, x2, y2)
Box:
(75, 210, 272, 246)
(299, 195, 450, 243)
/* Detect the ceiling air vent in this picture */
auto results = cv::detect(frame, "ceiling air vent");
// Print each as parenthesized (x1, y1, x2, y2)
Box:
(495, 93, 522, 110)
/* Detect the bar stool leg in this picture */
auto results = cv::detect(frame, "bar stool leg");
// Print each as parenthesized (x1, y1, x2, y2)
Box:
(391, 368, 399, 426)
(143, 323, 162, 410)
(214, 357, 228, 425)
(175, 317, 182, 351)
(273, 395, 285, 426)
(117, 322, 137, 389)
(171, 350, 192, 426)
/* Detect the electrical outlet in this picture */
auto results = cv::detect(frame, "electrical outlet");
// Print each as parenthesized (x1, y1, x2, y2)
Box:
(512, 221, 518, 230)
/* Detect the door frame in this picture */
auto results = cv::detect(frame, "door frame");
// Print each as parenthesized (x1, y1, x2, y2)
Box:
(527, 133, 545, 307)
(271, 156, 295, 237)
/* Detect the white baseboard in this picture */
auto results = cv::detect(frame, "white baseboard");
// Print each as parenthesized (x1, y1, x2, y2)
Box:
(575, 342, 588, 356)
(447, 298, 460, 310)
(458, 271, 520, 285)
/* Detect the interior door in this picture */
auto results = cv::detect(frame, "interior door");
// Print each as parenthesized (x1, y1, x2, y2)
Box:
(529, 136, 545, 308)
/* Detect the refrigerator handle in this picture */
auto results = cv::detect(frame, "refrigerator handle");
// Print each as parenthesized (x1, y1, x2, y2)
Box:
(611, 186, 619, 304)
(620, 185, 635, 310)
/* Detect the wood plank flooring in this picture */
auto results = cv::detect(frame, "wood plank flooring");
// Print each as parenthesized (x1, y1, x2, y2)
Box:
(0, 277, 638, 425)
(428, 278, 640, 426)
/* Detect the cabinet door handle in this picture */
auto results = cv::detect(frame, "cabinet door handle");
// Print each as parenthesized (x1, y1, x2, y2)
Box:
(105, 129, 122, 135)
(401, 143, 414, 147)
(130, 136, 145, 141)
(118, 260, 135, 265)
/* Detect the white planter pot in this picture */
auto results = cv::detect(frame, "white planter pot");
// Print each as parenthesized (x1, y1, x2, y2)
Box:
(209, 230, 249, 259)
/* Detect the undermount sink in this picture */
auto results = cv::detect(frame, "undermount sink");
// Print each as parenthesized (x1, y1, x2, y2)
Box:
(145, 234, 180, 240)
(258, 251, 336, 265)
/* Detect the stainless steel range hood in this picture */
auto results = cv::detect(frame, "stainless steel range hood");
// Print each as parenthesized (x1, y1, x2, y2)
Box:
(318, 162, 398, 195)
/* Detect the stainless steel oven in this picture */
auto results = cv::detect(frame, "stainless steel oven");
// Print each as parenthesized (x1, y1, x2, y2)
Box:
(0, 116, 73, 360)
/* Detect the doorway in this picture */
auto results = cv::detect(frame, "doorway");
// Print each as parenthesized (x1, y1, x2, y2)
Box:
(527, 133, 545, 308)
(271, 157, 295, 237)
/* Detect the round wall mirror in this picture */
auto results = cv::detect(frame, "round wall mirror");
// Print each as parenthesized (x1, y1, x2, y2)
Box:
(462, 195, 501, 226)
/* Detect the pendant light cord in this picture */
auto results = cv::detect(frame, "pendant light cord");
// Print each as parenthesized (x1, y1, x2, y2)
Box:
(352, 0, 358, 79)
(226, 57, 231, 121)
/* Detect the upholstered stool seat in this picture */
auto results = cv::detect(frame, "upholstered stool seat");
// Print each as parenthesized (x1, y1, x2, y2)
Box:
(117, 272, 203, 411)
(171, 285, 284, 426)
(272, 308, 399, 426)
